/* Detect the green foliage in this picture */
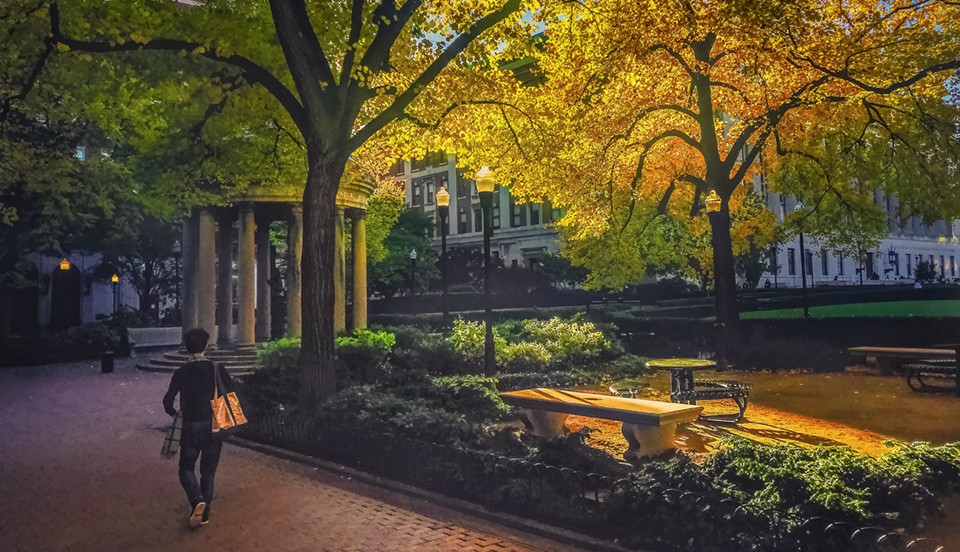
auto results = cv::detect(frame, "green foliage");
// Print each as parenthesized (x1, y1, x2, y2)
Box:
(915, 261, 938, 284)
(378, 324, 472, 375)
(316, 372, 510, 446)
(256, 336, 302, 373)
(0, 322, 126, 365)
(369, 208, 440, 297)
(447, 317, 624, 373)
(627, 437, 960, 529)
(335, 329, 396, 386)
(365, 192, 405, 264)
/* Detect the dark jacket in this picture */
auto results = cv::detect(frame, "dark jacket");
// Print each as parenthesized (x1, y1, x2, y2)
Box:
(163, 359, 235, 423)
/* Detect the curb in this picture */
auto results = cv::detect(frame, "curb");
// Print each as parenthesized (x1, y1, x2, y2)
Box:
(230, 437, 635, 552)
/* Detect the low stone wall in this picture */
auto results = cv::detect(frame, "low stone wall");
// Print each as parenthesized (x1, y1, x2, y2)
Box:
(127, 327, 181, 351)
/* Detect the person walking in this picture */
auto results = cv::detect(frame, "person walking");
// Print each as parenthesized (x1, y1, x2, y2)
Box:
(163, 328, 235, 528)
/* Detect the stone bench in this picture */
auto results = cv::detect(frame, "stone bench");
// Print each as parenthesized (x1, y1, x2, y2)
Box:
(500, 388, 702, 463)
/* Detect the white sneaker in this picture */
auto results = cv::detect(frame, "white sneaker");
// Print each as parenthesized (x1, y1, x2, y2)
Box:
(189, 502, 206, 529)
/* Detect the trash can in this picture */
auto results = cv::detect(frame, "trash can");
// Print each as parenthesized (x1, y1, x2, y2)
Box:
(101, 351, 115, 374)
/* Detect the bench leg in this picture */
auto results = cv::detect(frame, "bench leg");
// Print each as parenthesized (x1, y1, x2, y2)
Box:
(621, 423, 677, 463)
(519, 408, 570, 438)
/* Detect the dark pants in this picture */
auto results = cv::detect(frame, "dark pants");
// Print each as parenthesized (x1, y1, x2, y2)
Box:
(178, 421, 222, 512)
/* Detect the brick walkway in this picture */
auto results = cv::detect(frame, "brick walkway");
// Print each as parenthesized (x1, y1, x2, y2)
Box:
(0, 358, 586, 552)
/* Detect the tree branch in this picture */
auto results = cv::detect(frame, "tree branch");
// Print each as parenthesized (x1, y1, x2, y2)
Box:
(350, 0, 521, 150)
(48, 1, 309, 137)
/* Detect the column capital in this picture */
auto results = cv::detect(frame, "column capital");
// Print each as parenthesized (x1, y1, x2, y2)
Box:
(345, 207, 365, 221)
(289, 203, 303, 216)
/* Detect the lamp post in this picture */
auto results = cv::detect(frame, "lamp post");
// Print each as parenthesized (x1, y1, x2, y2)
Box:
(111, 273, 119, 314)
(59, 258, 70, 271)
(408, 248, 418, 297)
(476, 166, 497, 377)
(704, 190, 727, 369)
(794, 203, 810, 318)
(436, 186, 450, 321)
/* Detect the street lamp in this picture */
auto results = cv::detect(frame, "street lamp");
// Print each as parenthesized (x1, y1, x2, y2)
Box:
(794, 203, 810, 318)
(409, 248, 418, 297)
(475, 166, 497, 377)
(704, 190, 726, 369)
(59, 258, 70, 271)
(111, 273, 119, 314)
(436, 186, 451, 321)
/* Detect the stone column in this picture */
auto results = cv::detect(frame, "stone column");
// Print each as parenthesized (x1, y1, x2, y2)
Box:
(286, 204, 302, 337)
(196, 207, 217, 344)
(255, 219, 272, 341)
(216, 211, 234, 348)
(334, 208, 347, 334)
(236, 204, 256, 349)
(181, 209, 199, 335)
(349, 209, 367, 330)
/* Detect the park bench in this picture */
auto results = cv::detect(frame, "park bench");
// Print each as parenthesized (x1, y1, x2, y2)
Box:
(500, 388, 702, 463)
(847, 346, 959, 396)
(846, 346, 954, 372)
(901, 359, 959, 393)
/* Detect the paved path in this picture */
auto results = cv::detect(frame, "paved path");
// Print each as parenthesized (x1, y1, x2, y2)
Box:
(0, 359, 586, 552)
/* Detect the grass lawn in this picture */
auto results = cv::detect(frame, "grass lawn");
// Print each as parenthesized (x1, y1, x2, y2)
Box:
(741, 299, 960, 319)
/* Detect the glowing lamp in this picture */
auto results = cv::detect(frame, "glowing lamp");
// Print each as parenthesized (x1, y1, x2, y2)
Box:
(436, 186, 450, 208)
(59, 258, 70, 271)
(474, 166, 496, 194)
(111, 274, 120, 283)
(705, 190, 722, 213)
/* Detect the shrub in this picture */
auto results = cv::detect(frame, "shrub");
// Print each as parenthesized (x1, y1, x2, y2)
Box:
(376, 324, 473, 375)
(520, 317, 614, 362)
(335, 329, 396, 385)
(499, 341, 552, 373)
(256, 336, 302, 372)
(448, 318, 507, 359)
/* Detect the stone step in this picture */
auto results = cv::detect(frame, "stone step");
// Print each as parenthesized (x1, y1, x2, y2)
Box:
(152, 357, 255, 368)
(163, 352, 257, 364)
(136, 360, 255, 375)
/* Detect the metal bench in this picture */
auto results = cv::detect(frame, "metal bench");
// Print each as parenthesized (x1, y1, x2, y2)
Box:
(902, 361, 959, 393)
(673, 380, 752, 423)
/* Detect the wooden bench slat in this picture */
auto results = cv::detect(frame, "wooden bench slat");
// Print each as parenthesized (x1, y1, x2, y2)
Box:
(847, 346, 955, 358)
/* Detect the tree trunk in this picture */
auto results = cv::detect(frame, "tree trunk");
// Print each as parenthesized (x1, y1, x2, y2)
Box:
(298, 151, 345, 409)
(709, 203, 740, 335)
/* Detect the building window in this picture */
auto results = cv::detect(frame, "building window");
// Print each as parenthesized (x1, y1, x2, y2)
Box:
(892, 253, 900, 276)
(426, 179, 435, 205)
(75, 146, 86, 161)
(940, 255, 946, 276)
(787, 248, 796, 275)
(393, 159, 405, 175)
(906, 254, 912, 276)
(820, 251, 829, 276)
(412, 181, 421, 206)
(836, 252, 844, 276)
(492, 206, 501, 229)
(951, 256, 956, 277)
(411, 157, 427, 172)
(551, 207, 563, 221)
(473, 208, 483, 233)
(511, 204, 523, 227)
(779, 195, 787, 219)
(458, 209, 467, 234)
(805, 250, 813, 275)
(530, 204, 541, 225)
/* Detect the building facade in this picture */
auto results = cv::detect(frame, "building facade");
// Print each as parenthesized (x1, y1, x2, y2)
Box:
(396, 153, 561, 269)
(760, 189, 960, 288)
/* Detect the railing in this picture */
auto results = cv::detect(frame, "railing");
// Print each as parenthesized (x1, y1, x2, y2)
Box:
(240, 415, 948, 552)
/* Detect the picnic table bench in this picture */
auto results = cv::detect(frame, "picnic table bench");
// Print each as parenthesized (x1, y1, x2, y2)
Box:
(500, 388, 702, 463)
